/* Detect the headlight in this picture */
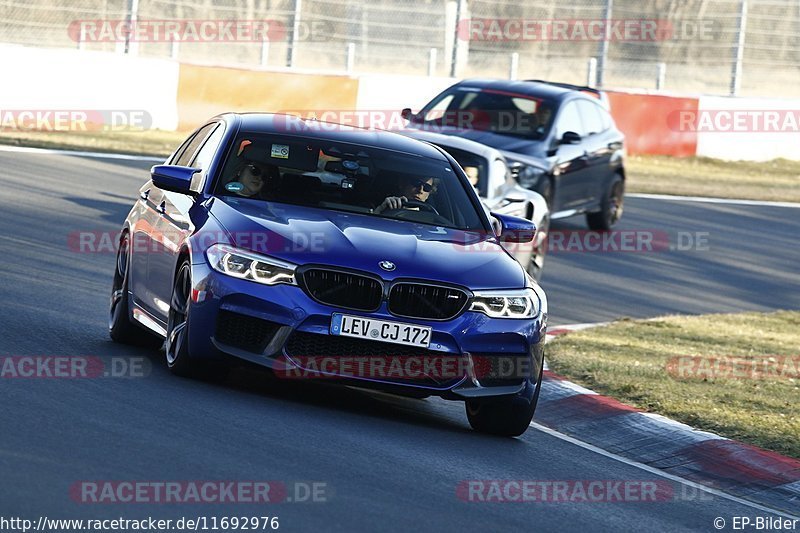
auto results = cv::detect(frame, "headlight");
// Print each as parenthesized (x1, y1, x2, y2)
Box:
(206, 244, 296, 286)
(508, 161, 545, 189)
(469, 288, 540, 319)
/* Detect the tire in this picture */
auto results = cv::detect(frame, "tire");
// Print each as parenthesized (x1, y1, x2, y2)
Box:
(527, 215, 549, 282)
(109, 232, 139, 343)
(165, 261, 196, 377)
(465, 364, 544, 437)
(587, 174, 624, 231)
(165, 260, 230, 380)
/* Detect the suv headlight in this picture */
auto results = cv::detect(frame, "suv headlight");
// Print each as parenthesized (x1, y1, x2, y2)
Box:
(469, 288, 541, 319)
(206, 244, 296, 286)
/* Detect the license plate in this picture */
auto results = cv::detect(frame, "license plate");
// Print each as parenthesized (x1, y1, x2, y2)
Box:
(330, 314, 432, 348)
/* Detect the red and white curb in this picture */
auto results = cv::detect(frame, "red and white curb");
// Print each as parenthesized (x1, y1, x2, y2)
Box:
(542, 323, 800, 515)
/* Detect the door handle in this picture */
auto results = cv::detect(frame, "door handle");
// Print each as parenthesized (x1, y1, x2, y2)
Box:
(156, 201, 166, 214)
(139, 189, 150, 201)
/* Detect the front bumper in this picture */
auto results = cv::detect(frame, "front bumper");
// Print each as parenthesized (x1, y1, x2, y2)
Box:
(187, 263, 546, 399)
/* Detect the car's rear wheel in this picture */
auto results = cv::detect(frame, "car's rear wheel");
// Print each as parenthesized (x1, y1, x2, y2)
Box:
(465, 364, 543, 437)
(587, 174, 624, 231)
(109, 232, 139, 343)
(527, 215, 549, 282)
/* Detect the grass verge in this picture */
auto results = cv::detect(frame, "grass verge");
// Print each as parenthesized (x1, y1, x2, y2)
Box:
(1, 131, 799, 203)
(626, 155, 800, 203)
(546, 311, 800, 459)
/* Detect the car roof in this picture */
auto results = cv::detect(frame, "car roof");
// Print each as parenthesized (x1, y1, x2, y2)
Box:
(455, 78, 597, 103)
(219, 113, 450, 161)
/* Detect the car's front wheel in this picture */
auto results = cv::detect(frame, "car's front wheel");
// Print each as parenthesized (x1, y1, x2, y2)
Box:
(165, 260, 195, 376)
(165, 260, 230, 380)
(586, 174, 624, 231)
(465, 365, 543, 437)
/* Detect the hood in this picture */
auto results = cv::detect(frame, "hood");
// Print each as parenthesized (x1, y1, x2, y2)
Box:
(209, 197, 526, 290)
(406, 124, 546, 156)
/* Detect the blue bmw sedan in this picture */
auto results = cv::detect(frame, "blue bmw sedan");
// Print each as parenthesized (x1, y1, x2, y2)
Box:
(109, 113, 548, 436)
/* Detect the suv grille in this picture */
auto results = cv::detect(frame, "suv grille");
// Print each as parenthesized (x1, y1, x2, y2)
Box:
(388, 283, 469, 320)
(301, 269, 382, 311)
(215, 310, 280, 353)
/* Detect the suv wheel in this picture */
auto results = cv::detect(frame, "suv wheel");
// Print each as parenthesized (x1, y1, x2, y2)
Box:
(587, 174, 624, 230)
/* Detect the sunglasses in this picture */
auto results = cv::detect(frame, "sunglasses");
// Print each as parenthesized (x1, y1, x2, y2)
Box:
(409, 179, 434, 192)
(245, 164, 263, 177)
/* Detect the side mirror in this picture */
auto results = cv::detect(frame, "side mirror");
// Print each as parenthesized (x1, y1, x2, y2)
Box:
(560, 131, 582, 145)
(491, 212, 536, 243)
(401, 108, 415, 121)
(151, 165, 200, 195)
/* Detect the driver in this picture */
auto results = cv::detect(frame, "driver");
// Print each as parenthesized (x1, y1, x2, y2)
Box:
(373, 176, 436, 214)
(228, 162, 271, 198)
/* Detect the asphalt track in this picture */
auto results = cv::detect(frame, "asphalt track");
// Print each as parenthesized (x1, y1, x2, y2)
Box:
(1, 151, 798, 531)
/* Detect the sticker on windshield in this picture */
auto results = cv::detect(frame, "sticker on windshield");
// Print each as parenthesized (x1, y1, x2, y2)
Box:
(271, 144, 290, 159)
(225, 182, 245, 192)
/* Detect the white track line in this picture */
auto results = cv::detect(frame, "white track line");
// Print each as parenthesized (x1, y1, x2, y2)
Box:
(530, 422, 800, 520)
(0, 144, 164, 162)
(627, 192, 800, 208)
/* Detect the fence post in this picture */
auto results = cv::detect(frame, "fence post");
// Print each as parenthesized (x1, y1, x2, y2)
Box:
(596, 0, 612, 87)
(260, 39, 270, 67)
(730, 0, 748, 96)
(449, 0, 466, 77)
(346, 42, 355, 73)
(286, 0, 302, 67)
(509, 53, 519, 80)
(656, 62, 666, 90)
(77, 24, 86, 51)
(428, 48, 437, 77)
(587, 57, 598, 87)
(124, 0, 139, 55)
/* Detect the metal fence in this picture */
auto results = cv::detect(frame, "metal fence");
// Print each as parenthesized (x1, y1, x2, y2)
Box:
(1, 0, 798, 98)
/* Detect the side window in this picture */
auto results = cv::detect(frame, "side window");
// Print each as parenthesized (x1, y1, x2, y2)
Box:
(191, 124, 224, 171)
(169, 132, 199, 165)
(175, 123, 216, 167)
(577, 100, 605, 136)
(188, 124, 225, 192)
(555, 102, 585, 139)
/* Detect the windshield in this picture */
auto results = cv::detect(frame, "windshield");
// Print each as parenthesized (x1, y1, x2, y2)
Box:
(415, 88, 556, 140)
(214, 134, 487, 231)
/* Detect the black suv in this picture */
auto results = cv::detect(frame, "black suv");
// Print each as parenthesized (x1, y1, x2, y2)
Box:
(403, 79, 625, 230)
